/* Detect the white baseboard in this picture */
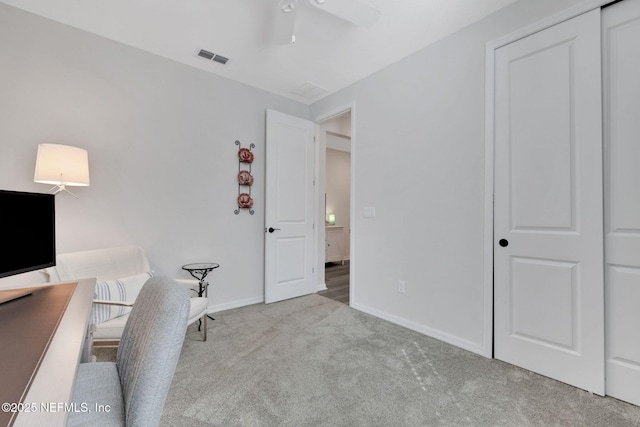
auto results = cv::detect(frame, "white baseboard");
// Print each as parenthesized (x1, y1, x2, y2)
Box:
(351, 302, 488, 357)
(208, 296, 263, 314)
(317, 283, 328, 291)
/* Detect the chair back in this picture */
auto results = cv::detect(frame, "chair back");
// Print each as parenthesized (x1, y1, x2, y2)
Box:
(116, 276, 189, 426)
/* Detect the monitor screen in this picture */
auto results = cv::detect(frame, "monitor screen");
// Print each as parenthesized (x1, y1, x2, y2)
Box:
(0, 190, 56, 278)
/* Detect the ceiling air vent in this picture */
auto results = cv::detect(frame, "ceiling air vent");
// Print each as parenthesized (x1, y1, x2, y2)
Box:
(291, 82, 328, 100)
(197, 49, 215, 60)
(212, 54, 229, 65)
(197, 49, 229, 65)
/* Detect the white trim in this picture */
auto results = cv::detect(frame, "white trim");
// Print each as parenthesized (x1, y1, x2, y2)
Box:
(482, 41, 495, 358)
(313, 122, 320, 296)
(208, 296, 263, 313)
(348, 103, 356, 308)
(314, 101, 356, 308)
(317, 283, 328, 292)
(483, 0, 611, 359)
(314, 102, 355, 123)
(487, 0, 611, 51)
(352, 302, 486, 356)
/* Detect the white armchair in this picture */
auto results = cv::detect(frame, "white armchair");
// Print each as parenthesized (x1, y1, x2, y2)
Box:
(42, 245, 208, 344)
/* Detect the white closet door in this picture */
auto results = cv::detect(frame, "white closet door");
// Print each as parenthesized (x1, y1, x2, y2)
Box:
(603, 0, 640, 406)
(494, 9, 604, 394)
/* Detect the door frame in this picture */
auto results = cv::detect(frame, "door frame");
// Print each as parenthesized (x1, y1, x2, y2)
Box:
(483, 0, 612, 358)
(314, 102, 356, 305)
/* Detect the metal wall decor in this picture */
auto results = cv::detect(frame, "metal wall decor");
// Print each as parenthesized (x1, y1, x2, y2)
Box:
(235, 140, 255, 215)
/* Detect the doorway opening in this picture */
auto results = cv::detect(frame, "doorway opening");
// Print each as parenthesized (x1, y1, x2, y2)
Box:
(317, 110, 352, 305)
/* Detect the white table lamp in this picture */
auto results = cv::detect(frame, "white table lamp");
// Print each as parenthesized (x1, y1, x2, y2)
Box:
(34, 143, 90, 198)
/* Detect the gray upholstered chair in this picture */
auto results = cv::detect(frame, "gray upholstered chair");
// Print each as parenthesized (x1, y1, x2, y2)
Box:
(68, 276, 190, 427)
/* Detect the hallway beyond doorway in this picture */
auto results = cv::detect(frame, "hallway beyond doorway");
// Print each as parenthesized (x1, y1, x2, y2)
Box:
(319, 261, 349, 305)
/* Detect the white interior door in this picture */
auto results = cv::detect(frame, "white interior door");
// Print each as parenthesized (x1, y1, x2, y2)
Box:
(265, 109, 317, 304)
(603, 0, 640, 406)
(494, 9, 605, 394)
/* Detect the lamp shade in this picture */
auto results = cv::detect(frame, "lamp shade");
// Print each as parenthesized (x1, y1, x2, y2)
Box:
(34, 144, 90, 186)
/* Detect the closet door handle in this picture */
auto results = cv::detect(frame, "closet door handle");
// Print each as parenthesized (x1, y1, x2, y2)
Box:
(267, 227, 281, 233)
(498, 239, 509, 247)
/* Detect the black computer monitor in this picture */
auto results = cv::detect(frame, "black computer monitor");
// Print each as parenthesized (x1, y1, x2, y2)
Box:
(0, 190, 56, 278)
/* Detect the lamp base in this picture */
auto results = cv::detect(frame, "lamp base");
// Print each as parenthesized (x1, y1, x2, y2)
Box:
(48, 184, 79, 199)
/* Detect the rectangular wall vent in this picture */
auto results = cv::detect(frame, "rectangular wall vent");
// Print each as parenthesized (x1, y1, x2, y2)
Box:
(197, 49, 229, 65)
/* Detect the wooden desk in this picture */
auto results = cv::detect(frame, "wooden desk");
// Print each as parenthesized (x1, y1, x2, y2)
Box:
(2, 279, 94, 427)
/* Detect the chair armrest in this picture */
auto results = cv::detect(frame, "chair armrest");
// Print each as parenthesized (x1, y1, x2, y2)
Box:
(174, 279, 200, 293)
(93, 299, 134, 307)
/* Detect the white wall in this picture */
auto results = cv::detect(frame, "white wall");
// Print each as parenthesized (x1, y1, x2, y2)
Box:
(0, 4, 310, 310)
(323, 114, 352, 139)
(310, 0, 585, 355)
(326, 133, 351, 152)
(326, 148, 351, 258)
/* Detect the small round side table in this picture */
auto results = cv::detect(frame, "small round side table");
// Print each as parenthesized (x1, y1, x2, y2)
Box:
(182, 262, 219, 338)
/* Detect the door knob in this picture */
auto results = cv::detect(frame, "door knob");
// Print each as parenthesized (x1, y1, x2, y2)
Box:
(499, 239, 509, 247)
(267, 227, 281, 233)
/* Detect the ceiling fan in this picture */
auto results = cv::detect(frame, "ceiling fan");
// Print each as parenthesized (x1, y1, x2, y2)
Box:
(273, 0, 382, 44)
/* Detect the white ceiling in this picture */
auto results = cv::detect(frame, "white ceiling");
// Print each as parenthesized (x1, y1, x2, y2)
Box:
(1, 0, 517, 104)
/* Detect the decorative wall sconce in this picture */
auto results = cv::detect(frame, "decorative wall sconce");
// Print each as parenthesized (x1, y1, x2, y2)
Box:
(34, 143, 90, 198)
(235, 140, 255, 215)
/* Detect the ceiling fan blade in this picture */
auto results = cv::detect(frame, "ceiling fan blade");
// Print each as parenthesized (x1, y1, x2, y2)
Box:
(273, 0, 298, 44)
(308, 0, 381, 28)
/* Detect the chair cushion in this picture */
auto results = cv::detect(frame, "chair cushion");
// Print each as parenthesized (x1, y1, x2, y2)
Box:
(68, 362, 125, 427)
(92, 272, 153, 325)
(93, 315, 130, 340)
(188, 297, 208, 324)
